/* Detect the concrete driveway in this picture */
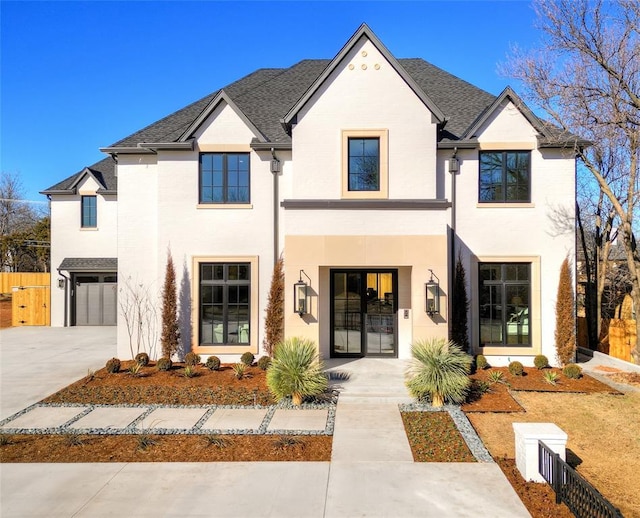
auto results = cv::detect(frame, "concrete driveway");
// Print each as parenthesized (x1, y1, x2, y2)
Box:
(0, 326, 115, 420)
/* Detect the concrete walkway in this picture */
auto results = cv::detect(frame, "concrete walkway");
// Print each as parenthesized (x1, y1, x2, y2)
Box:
(1, 327, 530, 517)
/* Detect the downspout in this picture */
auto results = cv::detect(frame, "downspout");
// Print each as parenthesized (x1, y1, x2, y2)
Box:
(270, 148, 281, 265)
(57, 267, 70, 327)
(448, 148, 459, 339)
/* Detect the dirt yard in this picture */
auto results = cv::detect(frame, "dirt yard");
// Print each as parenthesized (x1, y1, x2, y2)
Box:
(468, 390, 640, 517)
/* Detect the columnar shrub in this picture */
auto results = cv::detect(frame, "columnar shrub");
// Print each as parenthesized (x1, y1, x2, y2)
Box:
(534, 355, 549, 370)
(240, 351, 255, 366)
(161, 248, 179, 359)
(263, 256, 284, 356)
(508, 361, 524, 376)
(184, 351, 201, 366)
(106, 358, 121, 374)
(266, 337, 328, 405)
(206, 356, 221, 371)
(451, 254, 470, 352)
(405, 338, 472, 407)
(555, 256, 576, 366)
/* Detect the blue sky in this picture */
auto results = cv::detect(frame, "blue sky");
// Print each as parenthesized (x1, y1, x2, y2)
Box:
(1, 0, 540, 204)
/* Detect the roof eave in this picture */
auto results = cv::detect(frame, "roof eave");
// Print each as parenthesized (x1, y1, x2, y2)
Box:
(99, 146, 156, 155)
(437, 139, 479, 149)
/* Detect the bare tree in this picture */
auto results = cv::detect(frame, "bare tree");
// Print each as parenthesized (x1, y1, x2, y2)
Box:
(505, 0, 640, 363)
(119, 276, 159, 360)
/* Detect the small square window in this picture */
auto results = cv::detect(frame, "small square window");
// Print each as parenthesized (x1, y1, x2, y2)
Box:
(479, 151, 530, 203)
(200, 153, 250, 204)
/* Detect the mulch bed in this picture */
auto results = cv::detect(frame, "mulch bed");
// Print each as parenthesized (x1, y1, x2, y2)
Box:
(42, 361, 276, 406)
(461, 366, 619, 413)
(0, 434, 332, 462)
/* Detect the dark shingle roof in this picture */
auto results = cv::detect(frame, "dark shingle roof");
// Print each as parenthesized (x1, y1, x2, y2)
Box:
(58, 257, 118, 271)
(48, 45, 578, 195)
(42, 157, 117, 194)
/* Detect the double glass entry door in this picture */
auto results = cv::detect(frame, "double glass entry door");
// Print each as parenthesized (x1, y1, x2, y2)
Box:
(331, 270, 397, 357)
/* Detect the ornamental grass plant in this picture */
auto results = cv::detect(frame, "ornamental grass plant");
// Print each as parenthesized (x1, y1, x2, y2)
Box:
(405, 338, 472, 407)
(266, 337, 327, 405)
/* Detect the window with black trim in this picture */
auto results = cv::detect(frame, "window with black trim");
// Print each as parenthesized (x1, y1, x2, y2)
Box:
(479, 263, 530, 346)
(199, 153, 250, 203)
(479, 151, 530, 202)
(348, 137, 380, 191)
(81, 195, 97, 227)
(200, 263, 250, 345)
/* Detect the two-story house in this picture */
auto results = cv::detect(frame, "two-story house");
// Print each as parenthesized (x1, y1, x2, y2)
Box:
(43, 24, 584, 366)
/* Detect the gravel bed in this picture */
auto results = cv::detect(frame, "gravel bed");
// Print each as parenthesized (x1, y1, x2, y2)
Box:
(399, 402, 493, 463)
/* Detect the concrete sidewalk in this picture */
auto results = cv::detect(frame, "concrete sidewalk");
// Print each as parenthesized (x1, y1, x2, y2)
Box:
(1, 327, 531, 517)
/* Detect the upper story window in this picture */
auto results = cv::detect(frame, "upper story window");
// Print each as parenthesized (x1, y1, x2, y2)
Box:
(200, 153, 250, 204)
(479, 151, 530, 203)
(81, 195, 97, 228)
(341, 129, 388, 199)
(348, 138, 379, 191)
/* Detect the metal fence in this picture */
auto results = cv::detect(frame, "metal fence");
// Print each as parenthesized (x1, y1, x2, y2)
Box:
(538, 440, 624, 518)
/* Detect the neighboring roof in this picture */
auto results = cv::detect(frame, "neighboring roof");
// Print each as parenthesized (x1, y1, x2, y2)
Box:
(42, 157, 117, 195)
(58, 257, 118, 272)
(49, 25, 584, 195)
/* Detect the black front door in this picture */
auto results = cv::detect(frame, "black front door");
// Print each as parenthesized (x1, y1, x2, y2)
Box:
(330, 269, 397, 357)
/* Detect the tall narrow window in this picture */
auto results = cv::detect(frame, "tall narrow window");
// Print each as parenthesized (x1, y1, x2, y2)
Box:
(479, 263, 530, 346)
(348, 138, 380, 191)
(200, 263, 250, 345)
(81, 195, 97, 228)
(479, 151, 530, 202)
(200, 153, 250, 204)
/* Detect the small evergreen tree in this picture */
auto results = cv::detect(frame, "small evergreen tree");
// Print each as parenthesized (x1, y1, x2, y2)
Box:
(555, 256, 576, 366)
(161, 248, 179, 358)
(451, 254, 470, 352)
(263, 255, 284, 356)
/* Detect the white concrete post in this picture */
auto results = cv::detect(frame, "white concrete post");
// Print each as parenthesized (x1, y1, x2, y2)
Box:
(513, 422, 567, 482)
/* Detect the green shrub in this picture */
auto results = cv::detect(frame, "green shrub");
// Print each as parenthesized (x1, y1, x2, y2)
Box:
(184, 352, 201, 366)
(405, 338, 472, 407)
(534, 355, 549, 370)
(240, 352, 255, 366)
(232, 363, 247, 379)
(487, 370, 505, 384)
(508, 361, 524, 376)
(266, 337, 328, 405)
(128, 362, 142, 376)
(257, 355, 272, 370)
(563, 363, 583, 379)
(183, 364, 197, 378)
(543, 371, 559, 385)
(135, 352, 149, 367)
(105, 358, 121, 374)
(205, 356, 221, 371)
(156, 357, 172, 371)
(475, 354, 489, 370)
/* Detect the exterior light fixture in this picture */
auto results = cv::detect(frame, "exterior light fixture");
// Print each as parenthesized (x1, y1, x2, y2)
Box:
(425, 270, 440, 315)
(448, 156, 459, 174)
(57, 278, 65, 289)
(294, 270, 311, 316)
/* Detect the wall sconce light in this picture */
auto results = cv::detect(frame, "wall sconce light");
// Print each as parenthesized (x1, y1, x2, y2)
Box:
(57, 278, 65, 289)
(448, 156, 459, 174)
(425, 270, 440, 315)
(294, 270, 311, 316)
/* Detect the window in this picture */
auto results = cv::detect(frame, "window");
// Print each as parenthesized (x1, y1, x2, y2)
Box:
(200, 263, 250, 345)
(81, 195, 97, 227)
(341, 130, 388, 199)
(348, 138, 379, 191)
(479, 151, 530, 202)
(199, 153, 250, 204)
(479, 263, 530, 346)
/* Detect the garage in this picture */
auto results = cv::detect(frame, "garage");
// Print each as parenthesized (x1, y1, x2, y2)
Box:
(59, 258, 117, 326)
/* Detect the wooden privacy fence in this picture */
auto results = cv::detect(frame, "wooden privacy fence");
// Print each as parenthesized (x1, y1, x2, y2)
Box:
(1, 273, 51, 326)
(608, 319, 637, 363)
(1, 273, 50, 294)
